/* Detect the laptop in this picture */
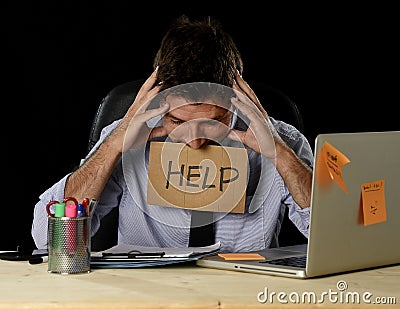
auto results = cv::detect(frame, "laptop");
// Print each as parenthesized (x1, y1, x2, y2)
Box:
(196, 131, 400, 278)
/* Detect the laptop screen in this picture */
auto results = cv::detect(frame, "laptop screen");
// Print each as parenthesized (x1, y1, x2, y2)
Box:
(306, 131, 400, 277)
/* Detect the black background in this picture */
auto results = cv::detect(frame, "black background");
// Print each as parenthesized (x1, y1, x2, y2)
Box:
(3, 2, 398, 250)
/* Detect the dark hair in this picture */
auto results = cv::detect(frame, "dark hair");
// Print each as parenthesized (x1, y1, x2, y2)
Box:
(153, 15, 243, 91)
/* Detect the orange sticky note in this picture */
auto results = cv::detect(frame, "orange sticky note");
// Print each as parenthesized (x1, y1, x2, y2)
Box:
(218, 253, 265, 261)
(315, 141, 350, 193)
(361, 180, 387, 226)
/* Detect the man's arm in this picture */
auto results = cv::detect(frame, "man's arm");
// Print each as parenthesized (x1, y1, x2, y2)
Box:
(64, 68, 168, 202)
(274, 140, 312, 208)
(64, 135, 122, 202)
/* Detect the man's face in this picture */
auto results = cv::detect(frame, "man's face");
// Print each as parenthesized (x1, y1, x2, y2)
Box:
(162, 94, 232, 149)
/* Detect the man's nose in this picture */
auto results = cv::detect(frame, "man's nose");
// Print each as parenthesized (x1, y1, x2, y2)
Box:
(188, 122, 199, 140)
(186, 138, 206, 149)
(185, 123, 206, 149)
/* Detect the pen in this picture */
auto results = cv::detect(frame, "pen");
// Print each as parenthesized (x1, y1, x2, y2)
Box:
(128, 252, 165, 258)
(88, 198, 98, 217)
(29, 255, 48, 264)
(102, 251, 166, 258)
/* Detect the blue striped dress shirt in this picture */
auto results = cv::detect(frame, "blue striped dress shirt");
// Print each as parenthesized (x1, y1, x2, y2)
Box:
(32, 117, 313, 252)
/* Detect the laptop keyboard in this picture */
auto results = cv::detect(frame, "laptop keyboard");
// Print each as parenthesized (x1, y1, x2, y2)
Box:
(260, 255, 307, 268)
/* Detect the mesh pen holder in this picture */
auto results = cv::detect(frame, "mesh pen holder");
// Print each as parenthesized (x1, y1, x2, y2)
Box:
(47, 216, 91, 274)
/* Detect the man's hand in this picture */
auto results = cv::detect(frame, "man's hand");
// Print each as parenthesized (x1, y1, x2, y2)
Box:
(228, 71, 281, 161)
(109, 67, 169, 153)
(229, 71, 312, 208)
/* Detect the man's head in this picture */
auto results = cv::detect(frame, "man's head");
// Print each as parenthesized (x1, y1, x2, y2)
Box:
(153, 15, 243, 89)
(152, 15, 242, 148)
(158, 82, 236, 149)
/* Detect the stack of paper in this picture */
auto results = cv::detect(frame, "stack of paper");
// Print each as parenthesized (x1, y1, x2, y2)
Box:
(90, 242, 221, 268)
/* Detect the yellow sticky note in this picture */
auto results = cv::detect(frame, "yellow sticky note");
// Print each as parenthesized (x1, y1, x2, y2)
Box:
(218, 253, 265, 261)
(315, 141, 350, 193)
(361, 180, 387, 226)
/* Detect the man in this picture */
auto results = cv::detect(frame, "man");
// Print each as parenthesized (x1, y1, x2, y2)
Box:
(32, 15, 313, 252)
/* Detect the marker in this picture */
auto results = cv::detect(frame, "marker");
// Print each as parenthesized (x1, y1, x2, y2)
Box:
(76, 204, 87, 217)
(65, 204, 77, 254)
(28, 255, 48, 264)
(65, 203, 77, 218)
(54, 202, 66, 218)
(82, 198, 90, 207)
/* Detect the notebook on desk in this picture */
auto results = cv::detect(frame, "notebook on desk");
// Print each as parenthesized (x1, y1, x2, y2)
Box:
(197, 131, 400, 278)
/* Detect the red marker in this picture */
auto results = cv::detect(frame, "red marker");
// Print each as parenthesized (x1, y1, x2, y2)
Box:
(82, 198, 90, 207)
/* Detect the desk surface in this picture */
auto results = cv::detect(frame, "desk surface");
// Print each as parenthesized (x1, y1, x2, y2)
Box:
(0, 259, 399, 308)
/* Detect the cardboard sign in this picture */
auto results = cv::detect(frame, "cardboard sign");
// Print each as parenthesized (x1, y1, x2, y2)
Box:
(147, 142, 248, 213)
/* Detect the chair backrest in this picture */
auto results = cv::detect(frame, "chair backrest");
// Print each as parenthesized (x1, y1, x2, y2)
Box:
(89, 79, 307, 251)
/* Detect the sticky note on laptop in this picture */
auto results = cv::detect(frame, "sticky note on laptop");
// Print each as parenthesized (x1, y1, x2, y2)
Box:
(361, 179, 387, 226)
(218, 253, 265, 261)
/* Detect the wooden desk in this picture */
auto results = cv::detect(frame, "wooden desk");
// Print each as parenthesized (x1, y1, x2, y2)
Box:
(0, 259, 399, 308)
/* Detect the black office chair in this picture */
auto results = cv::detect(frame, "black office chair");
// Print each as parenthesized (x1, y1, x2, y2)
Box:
(89, 79, 307, 251)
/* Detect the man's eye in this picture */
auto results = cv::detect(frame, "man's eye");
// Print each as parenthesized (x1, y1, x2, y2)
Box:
(171, 119, 184, 125)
